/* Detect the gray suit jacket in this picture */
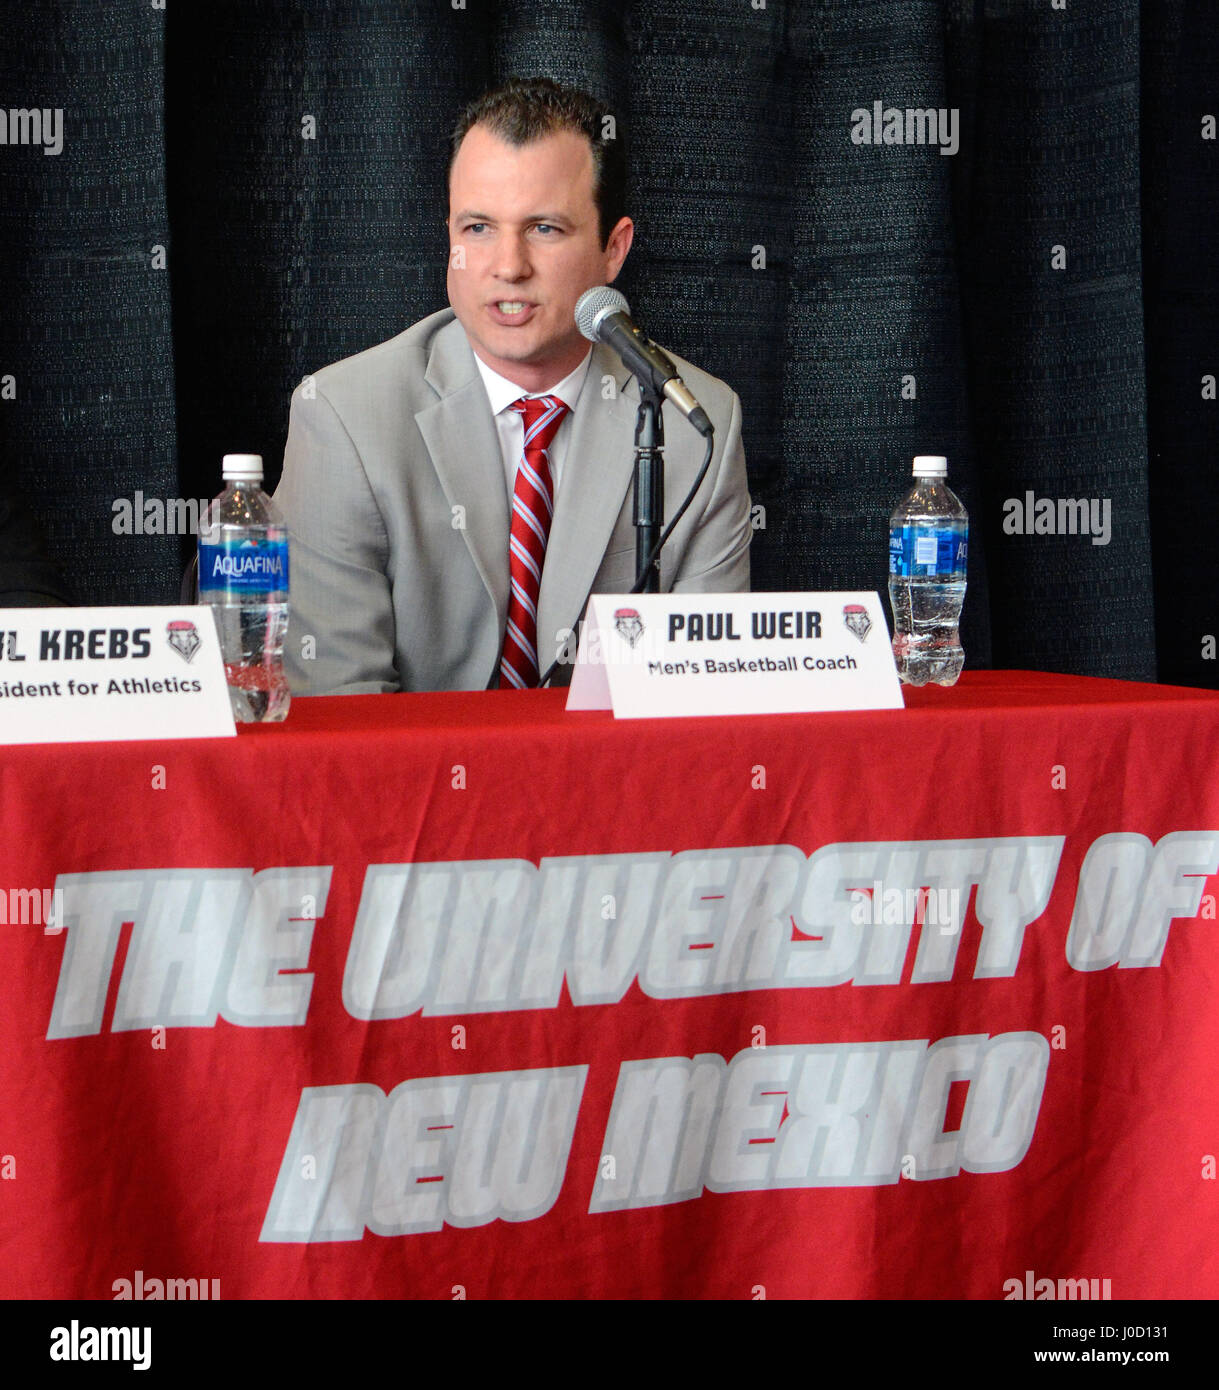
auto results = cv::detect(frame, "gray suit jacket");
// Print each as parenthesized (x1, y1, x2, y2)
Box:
(274, 308, 751, 694)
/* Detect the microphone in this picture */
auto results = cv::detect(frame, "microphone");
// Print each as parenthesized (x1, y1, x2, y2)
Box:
(575, 287, 713, 437)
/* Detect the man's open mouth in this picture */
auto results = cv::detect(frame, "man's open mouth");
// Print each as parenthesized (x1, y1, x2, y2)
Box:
(487, 301, 537, 324)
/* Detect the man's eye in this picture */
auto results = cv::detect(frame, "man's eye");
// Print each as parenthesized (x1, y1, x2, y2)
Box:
(463, 223, 487, 235)
(533, 223, 559, 235)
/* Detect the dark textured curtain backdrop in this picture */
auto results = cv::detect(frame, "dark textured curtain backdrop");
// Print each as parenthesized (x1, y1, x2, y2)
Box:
(1, 1, 1214, 686)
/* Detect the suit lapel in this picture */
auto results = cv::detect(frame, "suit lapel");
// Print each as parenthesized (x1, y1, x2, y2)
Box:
(415, 321, 637, 675)
(415, 318, 510, 633)
(536, 344, 637, 664)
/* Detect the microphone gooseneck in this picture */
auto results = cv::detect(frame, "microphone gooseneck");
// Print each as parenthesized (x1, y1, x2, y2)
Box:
(574, 288, 713, 438)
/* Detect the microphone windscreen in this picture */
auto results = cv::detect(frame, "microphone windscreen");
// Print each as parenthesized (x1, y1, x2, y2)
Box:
(575, 285, 629, 342)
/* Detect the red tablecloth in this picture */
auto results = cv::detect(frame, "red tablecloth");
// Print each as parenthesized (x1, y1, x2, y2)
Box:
(2, 671, 1218, 1299)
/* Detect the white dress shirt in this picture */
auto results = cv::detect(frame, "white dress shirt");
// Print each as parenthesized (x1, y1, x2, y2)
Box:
(472, 349, 594, 500)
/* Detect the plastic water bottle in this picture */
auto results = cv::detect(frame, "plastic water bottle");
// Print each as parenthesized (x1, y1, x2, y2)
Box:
(888, 455, 968, 686)
(198, 453, 290, 722)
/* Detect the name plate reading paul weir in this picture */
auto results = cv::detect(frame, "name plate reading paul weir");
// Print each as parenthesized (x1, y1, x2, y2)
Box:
(566, 592, 903, 718)
(0, 606, 235, 745)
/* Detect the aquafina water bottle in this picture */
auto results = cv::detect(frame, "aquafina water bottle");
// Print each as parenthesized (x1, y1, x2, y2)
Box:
(198, 453, 290, 722)
(888, 455, 968, 686)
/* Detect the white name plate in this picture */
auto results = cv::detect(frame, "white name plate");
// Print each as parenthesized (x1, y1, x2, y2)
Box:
(566, 592, 903, 718)
(0, 606, 236, 745)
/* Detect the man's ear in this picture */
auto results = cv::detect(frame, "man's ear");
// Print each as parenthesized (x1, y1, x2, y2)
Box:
(605, 216, 635, 282)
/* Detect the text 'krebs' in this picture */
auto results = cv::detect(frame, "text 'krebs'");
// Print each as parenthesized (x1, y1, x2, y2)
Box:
(0, 628, 153, 662)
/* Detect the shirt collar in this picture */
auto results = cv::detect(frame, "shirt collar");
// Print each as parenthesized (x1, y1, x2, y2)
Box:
(473, 348, 593, 417)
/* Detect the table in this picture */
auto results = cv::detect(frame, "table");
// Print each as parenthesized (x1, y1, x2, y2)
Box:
(3, 671, 1218, 1298)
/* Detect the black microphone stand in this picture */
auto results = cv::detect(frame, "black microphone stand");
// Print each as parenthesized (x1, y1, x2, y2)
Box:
(633, 379, 665, 593)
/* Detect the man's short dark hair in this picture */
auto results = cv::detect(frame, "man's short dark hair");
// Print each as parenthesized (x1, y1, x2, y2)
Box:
(449, 77, 627, 248)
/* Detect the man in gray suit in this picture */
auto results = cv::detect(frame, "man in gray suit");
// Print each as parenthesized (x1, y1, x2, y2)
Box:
(275, 78, 751, 695)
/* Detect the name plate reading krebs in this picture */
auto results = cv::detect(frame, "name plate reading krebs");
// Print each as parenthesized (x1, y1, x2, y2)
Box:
(566, 592, 903, 718)
(0, 606, 235, 745)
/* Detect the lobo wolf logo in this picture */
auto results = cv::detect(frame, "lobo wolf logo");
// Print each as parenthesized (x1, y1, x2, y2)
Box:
(166, 619, 202, 663)
(614, 608, 644, 648)
(843, 604, 872, 642)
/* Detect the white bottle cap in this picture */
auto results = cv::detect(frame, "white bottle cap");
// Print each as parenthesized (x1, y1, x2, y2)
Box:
(222, 453, 264, 481)
(912, 455, 948, 477)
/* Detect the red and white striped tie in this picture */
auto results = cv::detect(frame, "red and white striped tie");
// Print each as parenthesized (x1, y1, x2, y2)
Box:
(499, 394, 569, 689)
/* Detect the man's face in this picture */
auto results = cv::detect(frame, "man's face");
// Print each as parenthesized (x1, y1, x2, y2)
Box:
(447, 124, 633, 391)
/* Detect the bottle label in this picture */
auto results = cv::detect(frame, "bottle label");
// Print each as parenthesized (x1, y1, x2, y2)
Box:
(198, 539, 289, 594)
(889, 525, 967, 578)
